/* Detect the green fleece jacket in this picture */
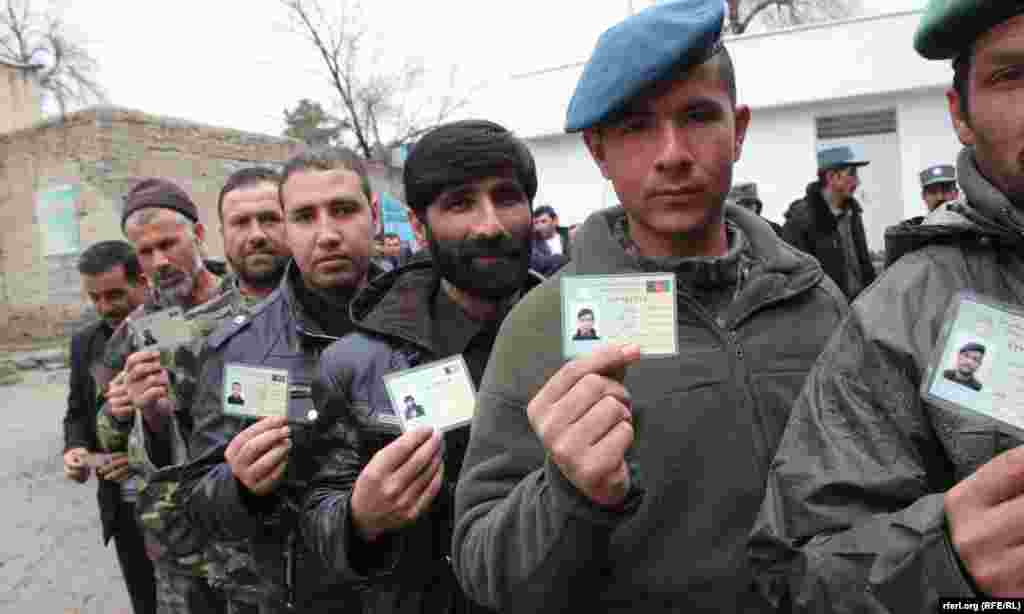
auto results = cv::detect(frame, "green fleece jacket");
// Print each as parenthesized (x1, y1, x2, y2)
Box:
(452, 204, 847, 613)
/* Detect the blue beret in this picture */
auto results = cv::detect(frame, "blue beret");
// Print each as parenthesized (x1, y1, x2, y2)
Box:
(565, 0, 726, 133)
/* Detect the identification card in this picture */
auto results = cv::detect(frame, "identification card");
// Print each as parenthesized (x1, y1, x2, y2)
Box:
(560, 273, 679, 359)
(922, 291, 1024, 431)
(129, 307, 192, 352)
(223, 363, 290, 420)
(382, 355, 477, 433)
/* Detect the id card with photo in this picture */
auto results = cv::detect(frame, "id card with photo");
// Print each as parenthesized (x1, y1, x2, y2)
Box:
(560, 273, 679, 359)
(223, 363, 290, 420)
(922, 291, 1024, 432)
(130, 307, 192, 352)
(382, 355, 477, 434)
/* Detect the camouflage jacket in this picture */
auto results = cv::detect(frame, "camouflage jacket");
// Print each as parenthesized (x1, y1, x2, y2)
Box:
(93, 274, 266, 583)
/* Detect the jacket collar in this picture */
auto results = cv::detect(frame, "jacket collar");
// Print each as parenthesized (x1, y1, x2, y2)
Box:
(277, 260, 383, 342)
(570, 205, 825, 326)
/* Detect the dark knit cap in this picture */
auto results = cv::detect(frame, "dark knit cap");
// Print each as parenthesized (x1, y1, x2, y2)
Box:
(121, 178, 198, 231)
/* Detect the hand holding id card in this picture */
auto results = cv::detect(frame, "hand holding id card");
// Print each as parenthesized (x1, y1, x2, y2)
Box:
(560, 273, 679, 359)
(129, 307, 192, 352)
(383, 355, 477, 433)
(922, 291, 1024, 432)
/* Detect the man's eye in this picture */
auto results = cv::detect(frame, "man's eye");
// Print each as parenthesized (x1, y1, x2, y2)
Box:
(992, 66, 1024, 83)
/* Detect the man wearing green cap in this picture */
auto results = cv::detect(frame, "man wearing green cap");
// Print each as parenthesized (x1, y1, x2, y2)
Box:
(451, 0, 846, 611)
(750, 1, 1024, 609)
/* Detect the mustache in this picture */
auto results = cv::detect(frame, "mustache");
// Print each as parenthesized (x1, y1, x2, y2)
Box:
(448, 236, 527, 260)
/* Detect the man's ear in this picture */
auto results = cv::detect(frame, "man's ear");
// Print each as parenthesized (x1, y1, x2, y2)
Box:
(733, 104, 751, 162)
(947, 87, 975, 147)
(371, 192, 381, 227)
(408, 206, 428, 247)
(583, 128, 612, 180)
(193, 222, 206, 245)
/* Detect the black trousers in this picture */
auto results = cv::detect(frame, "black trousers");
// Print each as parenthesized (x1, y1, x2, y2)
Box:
(112, 502, 157, 614)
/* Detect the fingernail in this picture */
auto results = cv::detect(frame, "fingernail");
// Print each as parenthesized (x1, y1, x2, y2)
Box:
(622, 343, 641, 355)
(282, 426, 290, 437)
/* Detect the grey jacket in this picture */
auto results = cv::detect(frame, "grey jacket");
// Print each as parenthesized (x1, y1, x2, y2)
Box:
(452, 205, 847, 613)
(748, 147, 1024, 612)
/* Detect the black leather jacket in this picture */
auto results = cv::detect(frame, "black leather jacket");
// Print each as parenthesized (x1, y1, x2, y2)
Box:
(182, 264, 370, 612)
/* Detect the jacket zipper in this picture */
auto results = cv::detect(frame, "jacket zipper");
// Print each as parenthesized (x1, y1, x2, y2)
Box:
(676, 292, 768, 478)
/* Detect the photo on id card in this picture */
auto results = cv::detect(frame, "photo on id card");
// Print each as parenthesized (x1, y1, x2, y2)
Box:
(382, 355, 477, 434)
(129, 306, 192, 352)
(222, 363, 290, 421)
(560, 273, 678, 359)
(922, 291, 1024, 433)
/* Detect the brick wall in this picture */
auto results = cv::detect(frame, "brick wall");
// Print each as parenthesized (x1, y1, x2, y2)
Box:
(0, 63, 42, 135)
(0, 106, 303, 343)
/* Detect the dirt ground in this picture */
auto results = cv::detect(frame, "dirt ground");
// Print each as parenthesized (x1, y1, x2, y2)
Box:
(1, 368, 132, 614)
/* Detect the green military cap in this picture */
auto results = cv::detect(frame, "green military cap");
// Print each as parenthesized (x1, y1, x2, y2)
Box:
(726, 182, 758, 204)
(914, 0, 1024, 60)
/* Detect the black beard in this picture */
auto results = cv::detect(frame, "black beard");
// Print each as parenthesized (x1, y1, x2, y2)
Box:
(427, 230, 531, 300)
(233, 253, 289, 292)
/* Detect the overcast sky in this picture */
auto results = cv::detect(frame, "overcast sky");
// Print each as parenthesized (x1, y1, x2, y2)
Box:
(48, 0, 923, 137)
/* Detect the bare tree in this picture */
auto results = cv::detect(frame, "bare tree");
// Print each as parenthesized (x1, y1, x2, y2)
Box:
(0, 0, 105, 114)
(281, 0, 468, 160)
(725, 0, 861, 35)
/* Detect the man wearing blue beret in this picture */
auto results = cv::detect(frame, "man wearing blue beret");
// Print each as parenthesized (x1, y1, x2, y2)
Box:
(451, 1, 847, 611)
(782, 144, 877, 300)
(750, 0, 1024, 609)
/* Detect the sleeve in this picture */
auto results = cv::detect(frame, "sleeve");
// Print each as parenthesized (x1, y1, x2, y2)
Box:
(95, 402, 131, 452)
(63, 332, 94, 451)
(748, 258, 978, 612)
(451, 302, 642, 613)
(781, 209, 811, 254)
(181, 350, 278, 542)
(299, 343, 405, 581)
(299, 421, 405, 582)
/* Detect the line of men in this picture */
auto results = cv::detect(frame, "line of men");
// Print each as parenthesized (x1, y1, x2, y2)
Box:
(59, 0, 1024, 611)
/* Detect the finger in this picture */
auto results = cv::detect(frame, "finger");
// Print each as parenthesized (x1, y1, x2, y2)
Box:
(397, 453, 443, 511)
(102, 456, 130, 471)
(245, 441, 291, 484)
(251, 457, 289, 496)
(136, 386, 168, 409)
(960, 446, 1024, 509)
(408, 463, 446, 520)
(560, 396, 631, 452)
(389, 431, 442, 489)
(106, 466, 133, 482)
(534, 375, 631, 447)
(227, 416, 289, 460)
(236, 429, 290, 474)
(127, 360, 163, 383)
(371, 427, 436, 474)
(529, 344, 640, 428)
(580, 420, 634, 484)
(124, 351, 161, 372)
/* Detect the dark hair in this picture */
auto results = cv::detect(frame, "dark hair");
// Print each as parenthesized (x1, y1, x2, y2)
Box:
(232, 381, 241, 387)
(404, 395, 415, 403)
(960, 342, 986, 355)
(279, 147, 373, 208)
(403, 120, 538, 218)
(577, 308, 595, 319)
(817, 166, 850, 187)
(953, 52, 972, 120)
(218, 167, 281, 221)
(534, 205, 557, 220)
(382, 232, 400, 241)
(714, 45, 737, 106)
(77, 240, 142, 284)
